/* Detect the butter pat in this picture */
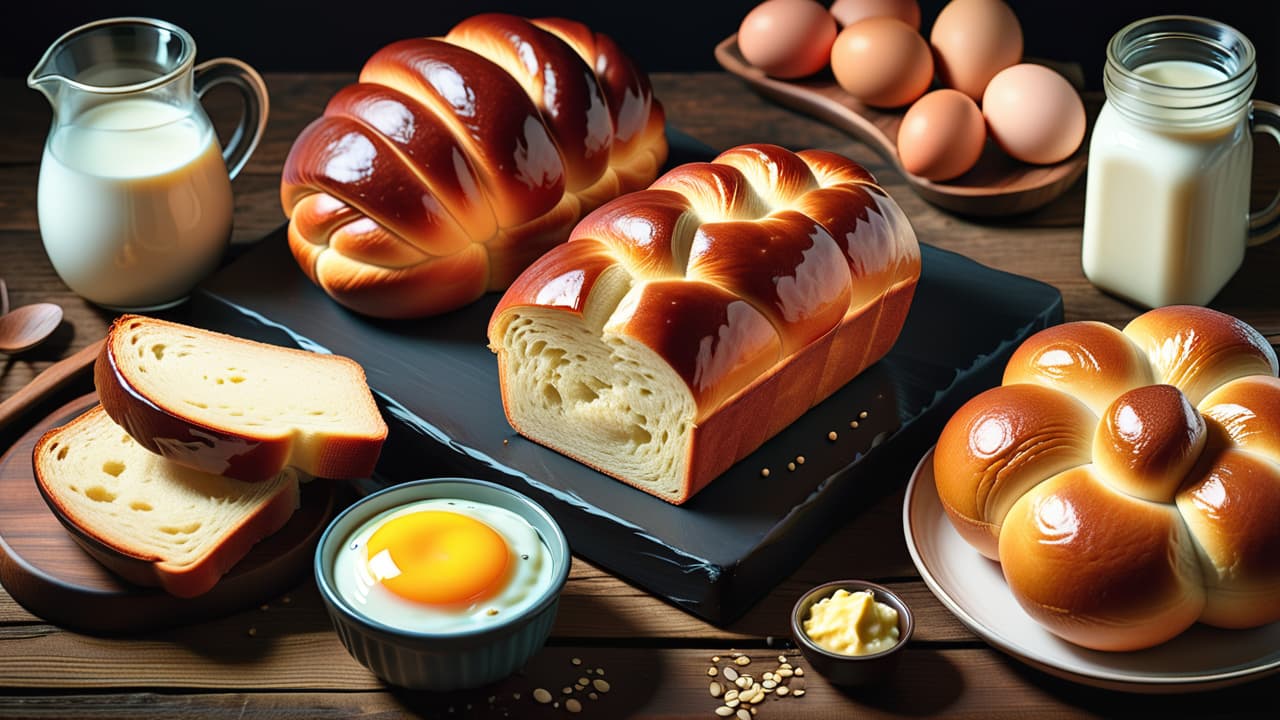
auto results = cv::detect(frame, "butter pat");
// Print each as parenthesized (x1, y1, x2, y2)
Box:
(803, 589, 900, 656)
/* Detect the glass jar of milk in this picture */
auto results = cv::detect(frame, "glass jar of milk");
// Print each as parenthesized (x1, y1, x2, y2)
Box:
(1081, 16, 1280, 309)
(29, 18, 268, 311)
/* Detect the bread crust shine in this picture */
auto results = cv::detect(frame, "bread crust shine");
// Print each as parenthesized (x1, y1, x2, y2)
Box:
(935, 305, 1280, 650)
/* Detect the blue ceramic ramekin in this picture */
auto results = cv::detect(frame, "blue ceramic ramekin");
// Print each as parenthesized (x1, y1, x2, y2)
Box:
(314, 478, 570, 691)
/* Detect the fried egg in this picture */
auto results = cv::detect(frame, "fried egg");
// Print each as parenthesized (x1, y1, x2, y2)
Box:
(333, 498, 553, 633)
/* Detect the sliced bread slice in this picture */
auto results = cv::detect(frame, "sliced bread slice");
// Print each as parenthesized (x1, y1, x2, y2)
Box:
(33, 405, 300, 598)
(96, 315, 387, 483)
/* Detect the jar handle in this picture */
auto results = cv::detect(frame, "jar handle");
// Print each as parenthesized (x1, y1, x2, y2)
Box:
(1248, 100, 1280, 246)
(193, 58, 269, 181)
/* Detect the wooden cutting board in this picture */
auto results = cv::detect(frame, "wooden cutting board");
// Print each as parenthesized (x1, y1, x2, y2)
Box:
(0, 393, 337, 634)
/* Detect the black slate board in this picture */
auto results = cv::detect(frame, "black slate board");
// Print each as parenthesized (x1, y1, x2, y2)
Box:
(172, 131, 1063, 625)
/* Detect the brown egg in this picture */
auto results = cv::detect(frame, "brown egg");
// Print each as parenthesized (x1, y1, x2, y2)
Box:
(738, 0, 838, 79)
(983, 63, 1086, 164)
(829, 0, 922, 30)
(930, 0, 1023, 100)
(897, 89, 986, 181)
(830, 17, 933, 109)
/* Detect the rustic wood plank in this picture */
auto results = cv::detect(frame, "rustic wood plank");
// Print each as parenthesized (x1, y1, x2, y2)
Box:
(0, 647, 1275, 719)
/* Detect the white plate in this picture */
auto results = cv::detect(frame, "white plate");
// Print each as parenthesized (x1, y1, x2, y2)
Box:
(902, 447, 1280, 693)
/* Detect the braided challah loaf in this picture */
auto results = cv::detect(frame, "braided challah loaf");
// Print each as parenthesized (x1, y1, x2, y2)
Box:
(281, 14, 667, 318)
(935, 306, 1280, 651)
(488, 144, 921, 504)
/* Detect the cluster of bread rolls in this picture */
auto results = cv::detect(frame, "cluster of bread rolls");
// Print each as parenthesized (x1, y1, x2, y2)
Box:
(489, 143, 920, 504)
(281, 14, 668, 318)
(935, 305, 1280, 651)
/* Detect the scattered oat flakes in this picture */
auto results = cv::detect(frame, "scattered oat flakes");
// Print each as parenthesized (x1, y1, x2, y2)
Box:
(533, 688, 553, 704)
(566, 698, 582, 713)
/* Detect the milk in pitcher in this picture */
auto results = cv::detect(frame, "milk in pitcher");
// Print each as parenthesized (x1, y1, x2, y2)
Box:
(37, 98, 232, 310)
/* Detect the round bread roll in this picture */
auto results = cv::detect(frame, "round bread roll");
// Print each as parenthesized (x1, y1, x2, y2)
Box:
(281, 14, 667, 318)
(936, 305, 1280, 650)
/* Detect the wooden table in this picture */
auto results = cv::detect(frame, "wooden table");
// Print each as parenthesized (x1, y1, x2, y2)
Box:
(1, 71, 1278, 719)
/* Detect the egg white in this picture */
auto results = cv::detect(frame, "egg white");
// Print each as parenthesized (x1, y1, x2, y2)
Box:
(334, 498, 554, 633)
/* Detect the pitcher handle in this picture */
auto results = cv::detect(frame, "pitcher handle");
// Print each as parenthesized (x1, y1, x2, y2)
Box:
(1248, 100, 1280, 246)
(194, 58, 269, 181)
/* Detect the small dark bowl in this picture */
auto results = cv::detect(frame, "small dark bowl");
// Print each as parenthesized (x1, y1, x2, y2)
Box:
(791, 580, 914, 688)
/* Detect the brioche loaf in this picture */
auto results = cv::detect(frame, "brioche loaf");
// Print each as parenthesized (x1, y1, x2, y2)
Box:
(488, 144, 920, 504)
(934, 306, 1280, 651)
(33, 406, 300, 598)
(96, 315, 387, 483)
(281, 14, 668, 318)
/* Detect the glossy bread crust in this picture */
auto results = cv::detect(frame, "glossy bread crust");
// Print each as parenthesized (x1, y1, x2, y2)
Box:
(490, 144, 921, 503)
(281, 14, 667, 318)
(934, 305, 1280, 650)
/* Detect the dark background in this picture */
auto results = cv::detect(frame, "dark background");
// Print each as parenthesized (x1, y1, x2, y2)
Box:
(5, 1, 1278, 99)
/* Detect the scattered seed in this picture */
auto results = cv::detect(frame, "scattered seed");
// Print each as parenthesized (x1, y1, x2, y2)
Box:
(737, 709, 752, 720)
(762, 680, 776, 690)
(553, 702, 559, 709)
(259, 604, 269, 611)
(281, 596, 292, 604)
(592, 679, 610, 693)
(708, 666, 719, 677)
(533, 688, 553, 704)
(586, 668, 594, 675)
(760, 468, 770, 478)
(859, 411, 868, 418)
(566, 698, 582, 713)
(777, 686, 790, 697)
(715, 707, 734, 717)
(726, 699, 740, 709)
(571, 658, 582, 666)
(787, 461, 796, 471)
(588, 693, 598, 701)
(578, 677, 590, 686)
(777, 667, 793, 677)
(827, 431, 838, 441)
(712, 656, 721, 663)
(793, 689, 806, 697)
(734, 655, 751, 666)
(723, 666, 739, 682)
(735, 677, 748, 689)
(724, 689, 739, 702)
(710, 681, 723, 698)
(575, 684, 587, 692)
(762, 672, 774, 682)
(513, 693, 521, 700)
(850, 420, 860, 429)
(795, 668, 804, 677)
(562, 687, 573, 695)
(795, 456, 805, 465)
(486, 608, 499, 616)
(595, 668, 604, 676)
(777, 655, 787, 664)
(246, 627, 257, 637)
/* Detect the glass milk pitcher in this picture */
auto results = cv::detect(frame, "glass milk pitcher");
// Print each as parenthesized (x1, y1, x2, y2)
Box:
(1081, 15, 1280, 309)
(28, 17, 268, 311)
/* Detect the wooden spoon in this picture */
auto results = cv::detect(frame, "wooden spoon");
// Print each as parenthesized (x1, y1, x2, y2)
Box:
(0, 279, 63, 354)
(714, 34, 1090, 217)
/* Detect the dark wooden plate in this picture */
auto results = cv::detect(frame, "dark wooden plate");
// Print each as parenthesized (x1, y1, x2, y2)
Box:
(0, 393, 338, 635)
(714, 34, 1089, 217)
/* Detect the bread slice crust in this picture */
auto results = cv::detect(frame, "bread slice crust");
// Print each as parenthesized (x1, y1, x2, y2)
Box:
(96, 315, 387, 483)
(32, 405, 301, 598)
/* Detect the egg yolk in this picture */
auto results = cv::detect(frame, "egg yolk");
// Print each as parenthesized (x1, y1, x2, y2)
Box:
(365, 510, 510, 605)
